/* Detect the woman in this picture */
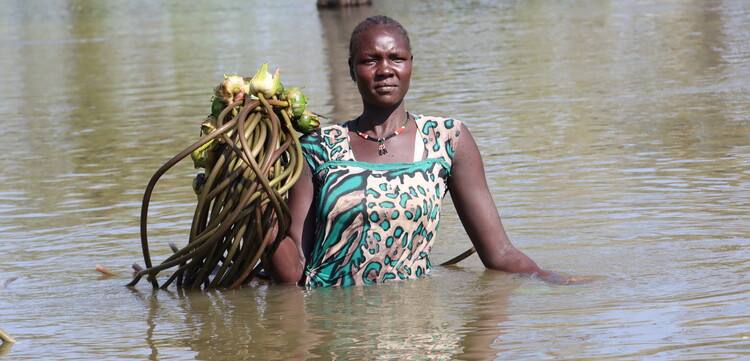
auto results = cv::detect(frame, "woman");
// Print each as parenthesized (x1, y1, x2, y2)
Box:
(269, 15, 576, 287)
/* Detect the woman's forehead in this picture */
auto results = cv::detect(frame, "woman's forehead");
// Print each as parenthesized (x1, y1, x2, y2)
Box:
(355, 26, 410, 53)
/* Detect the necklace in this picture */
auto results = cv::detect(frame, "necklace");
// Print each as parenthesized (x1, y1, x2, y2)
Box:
(355, 113, 410, 156)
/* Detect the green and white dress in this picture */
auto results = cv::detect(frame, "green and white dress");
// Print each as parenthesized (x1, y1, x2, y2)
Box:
(299, 114, 462, 287)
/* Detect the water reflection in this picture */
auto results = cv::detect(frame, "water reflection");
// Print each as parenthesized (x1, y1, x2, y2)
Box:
(1, 0, 749, 360)
(317, 6, 375, 121)
(135, 270, 520, 360)
(0, 342, 13, 357)
(137, 284, 323, 360)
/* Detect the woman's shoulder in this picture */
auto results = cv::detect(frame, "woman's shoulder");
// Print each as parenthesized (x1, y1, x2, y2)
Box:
(299, 120, 353, 163)
(299, 121, 349, 144)
(300, 120, 351, 139)
(409, 113, 464, 162)
(412, 113, 463, 138)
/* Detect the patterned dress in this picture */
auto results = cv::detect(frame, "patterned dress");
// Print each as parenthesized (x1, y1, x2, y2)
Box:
(299, 114, 462, 287)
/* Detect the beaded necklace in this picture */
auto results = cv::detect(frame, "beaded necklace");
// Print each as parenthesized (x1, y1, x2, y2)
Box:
(354, 113, 410, 155)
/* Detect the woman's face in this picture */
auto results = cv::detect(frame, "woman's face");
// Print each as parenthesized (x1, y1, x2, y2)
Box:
(349, 26, 413, 109)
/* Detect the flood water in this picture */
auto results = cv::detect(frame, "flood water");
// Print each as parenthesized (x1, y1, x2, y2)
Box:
(1, 0, 749, 359)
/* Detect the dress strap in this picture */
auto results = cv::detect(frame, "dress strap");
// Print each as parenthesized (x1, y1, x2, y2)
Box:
(413, 130, 425, 161)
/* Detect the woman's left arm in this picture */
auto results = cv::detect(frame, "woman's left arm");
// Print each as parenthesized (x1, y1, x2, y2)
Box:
(447, 123, 572, 284)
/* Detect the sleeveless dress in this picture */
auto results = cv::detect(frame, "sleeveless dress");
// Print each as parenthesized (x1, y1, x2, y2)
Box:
(299, 114, 462, 287)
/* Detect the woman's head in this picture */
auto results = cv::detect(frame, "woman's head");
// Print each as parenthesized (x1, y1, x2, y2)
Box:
(349, 16, 411, 60)
(348, 16, 413, 110)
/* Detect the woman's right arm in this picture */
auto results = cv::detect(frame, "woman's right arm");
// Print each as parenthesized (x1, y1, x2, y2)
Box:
(267, 159, 316, 284)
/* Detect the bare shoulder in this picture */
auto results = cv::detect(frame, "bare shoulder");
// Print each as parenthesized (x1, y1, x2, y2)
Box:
(451, 122, 483, 171)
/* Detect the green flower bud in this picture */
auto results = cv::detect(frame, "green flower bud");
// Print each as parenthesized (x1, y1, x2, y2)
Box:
(293, 110, 320, 134)
(273, 68, 284, 95)
(191, 139, 217, 168)
(201, 115, 218, 136)
(283, 87, 307, 118)
(210, 97, 225, 117)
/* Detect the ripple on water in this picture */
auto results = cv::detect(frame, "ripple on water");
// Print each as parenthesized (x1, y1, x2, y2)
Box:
(1, 0, 749, 360)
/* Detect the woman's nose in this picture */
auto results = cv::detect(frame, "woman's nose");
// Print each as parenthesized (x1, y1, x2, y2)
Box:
(375, 61, 394, 76)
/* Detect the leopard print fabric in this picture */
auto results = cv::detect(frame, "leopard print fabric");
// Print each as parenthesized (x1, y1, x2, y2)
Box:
(299, 114, 462, 287)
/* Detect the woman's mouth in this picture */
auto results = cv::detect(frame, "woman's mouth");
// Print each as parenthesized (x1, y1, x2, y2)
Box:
(374, 83, 397, 91)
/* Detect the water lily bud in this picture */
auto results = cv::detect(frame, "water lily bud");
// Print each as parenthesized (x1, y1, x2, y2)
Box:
(293, 110, 320, 134)
(191, 149, 208, 169)
(210, 96, 225, 117)
(214, 75, 249, 103)
(201, 115, 218, 136)
(273, 68, 283, 96)
(283, 87, 307, 117)
(191, 139, 217, 168)
(249, 62, 279, 98)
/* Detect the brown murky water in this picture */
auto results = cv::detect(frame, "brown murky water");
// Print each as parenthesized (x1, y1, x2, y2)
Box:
(1, 0, 748, 359)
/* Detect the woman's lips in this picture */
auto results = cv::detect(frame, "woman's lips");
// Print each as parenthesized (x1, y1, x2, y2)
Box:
(374, 83, 397, 92)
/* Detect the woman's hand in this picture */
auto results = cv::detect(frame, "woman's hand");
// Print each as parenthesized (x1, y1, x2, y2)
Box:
(233, 88, 246, 103)
(266, 157, 316, 285)
(533, 269, 587, 285)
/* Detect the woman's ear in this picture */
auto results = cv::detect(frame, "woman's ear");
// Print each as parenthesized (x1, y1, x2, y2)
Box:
(348, 57, 356, 82)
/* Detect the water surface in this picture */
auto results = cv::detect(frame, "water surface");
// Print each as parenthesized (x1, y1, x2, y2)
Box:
(1, 0, 748, 359)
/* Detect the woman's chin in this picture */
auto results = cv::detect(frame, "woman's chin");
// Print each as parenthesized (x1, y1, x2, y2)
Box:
(364, 95, 404, 109)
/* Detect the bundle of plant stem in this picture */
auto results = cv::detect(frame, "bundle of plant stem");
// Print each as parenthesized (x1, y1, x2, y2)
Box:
(128, 63, 319, 289)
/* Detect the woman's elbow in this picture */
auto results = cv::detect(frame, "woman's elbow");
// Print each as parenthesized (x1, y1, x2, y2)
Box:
(267, 236, 305, 284)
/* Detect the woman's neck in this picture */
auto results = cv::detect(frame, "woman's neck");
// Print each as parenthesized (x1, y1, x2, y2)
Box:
(357, 102, 408, 137)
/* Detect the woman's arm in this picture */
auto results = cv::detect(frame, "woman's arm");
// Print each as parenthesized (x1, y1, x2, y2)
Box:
(447, 123, 571, 283)
(266, 159, 316, 284)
